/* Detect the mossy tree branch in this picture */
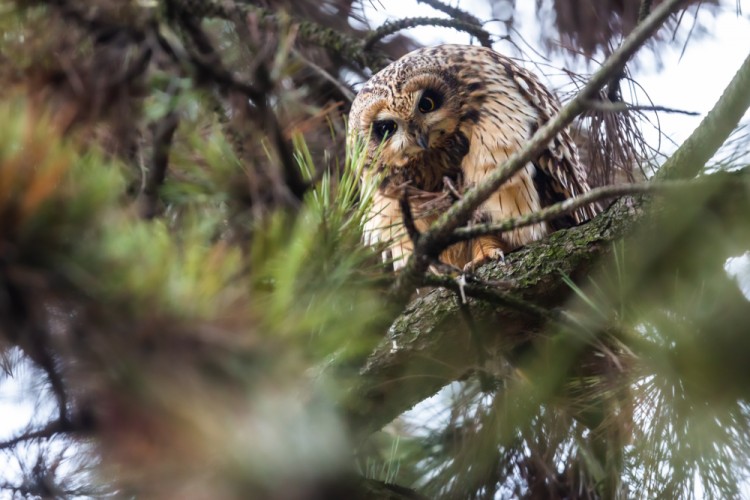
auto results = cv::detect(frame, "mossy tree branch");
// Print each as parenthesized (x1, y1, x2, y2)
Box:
(345, 196, 639, 436)
(345, 168, 750, 437)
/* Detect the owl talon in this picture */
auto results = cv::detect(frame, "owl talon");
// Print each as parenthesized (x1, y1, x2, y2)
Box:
(463, 248, 505, 273)
(456, 273, 468, 304)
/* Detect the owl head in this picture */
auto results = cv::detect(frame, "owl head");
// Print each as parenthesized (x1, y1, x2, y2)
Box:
(348, 47, 478, 177)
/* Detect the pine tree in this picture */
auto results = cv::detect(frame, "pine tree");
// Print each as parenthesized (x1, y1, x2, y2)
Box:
(1, 1, 749, 498)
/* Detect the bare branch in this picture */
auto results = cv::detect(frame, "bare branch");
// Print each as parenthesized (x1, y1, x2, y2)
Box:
(416, 0, 485, 27)
(399, 192, 421, 245)
(449, 180, 705, 243)
(364, 17, 492, 50)
(0, 419, 75, 452)
(139, 112, 179, 219)
(583, 100, 700, 116)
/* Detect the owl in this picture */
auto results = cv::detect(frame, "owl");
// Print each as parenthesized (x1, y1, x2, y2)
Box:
(348, 44, 598, 270)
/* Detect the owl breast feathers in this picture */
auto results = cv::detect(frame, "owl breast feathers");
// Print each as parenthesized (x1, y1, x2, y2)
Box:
(348, 44, 598, 270)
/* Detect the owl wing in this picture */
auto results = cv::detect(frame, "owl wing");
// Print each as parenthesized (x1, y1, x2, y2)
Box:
(498, 57, 600, 226)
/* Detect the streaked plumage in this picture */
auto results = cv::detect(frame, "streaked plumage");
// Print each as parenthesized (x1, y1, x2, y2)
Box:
(348, 44, 598, 270)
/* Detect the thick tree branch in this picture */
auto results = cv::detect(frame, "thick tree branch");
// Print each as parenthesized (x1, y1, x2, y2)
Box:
(345, 168, 750, 437)
(346, 198, 637, 437)
(390, 0, 687, 301)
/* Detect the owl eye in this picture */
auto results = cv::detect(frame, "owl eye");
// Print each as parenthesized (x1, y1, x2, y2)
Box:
(372, 120, 398, 141)
(418, 89, 443, 113)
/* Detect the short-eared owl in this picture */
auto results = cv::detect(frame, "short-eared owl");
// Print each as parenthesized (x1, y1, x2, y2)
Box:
(348, 44, 598, 270)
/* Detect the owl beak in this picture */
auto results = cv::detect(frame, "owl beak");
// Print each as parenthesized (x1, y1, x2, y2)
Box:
(416, 132, 430, 150)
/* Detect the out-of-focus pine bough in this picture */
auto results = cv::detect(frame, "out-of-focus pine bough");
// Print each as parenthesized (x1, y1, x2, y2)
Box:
(1, 0, 749, 499)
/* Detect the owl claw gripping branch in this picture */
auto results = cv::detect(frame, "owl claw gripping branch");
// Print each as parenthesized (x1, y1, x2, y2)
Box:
(348, 44, 599, 271)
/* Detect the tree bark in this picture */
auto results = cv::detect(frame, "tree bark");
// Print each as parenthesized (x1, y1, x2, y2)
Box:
(345, 167, 750, 437)
(345, 196, 639, 436)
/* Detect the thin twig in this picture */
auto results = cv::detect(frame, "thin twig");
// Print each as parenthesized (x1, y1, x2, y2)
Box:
(0, 419, 76, 451)
(399, 192, 421, 245)
(416, 0, 485, 27)
(583, 100, 700, 116)
(607, 0, 655, 101)
(363, 17, 492, 50)
(291, 48, 356, 102)
(422, 274, 562, 324)
(23, 328, 70, 425)
(454, 295, 494, 392)
(390, 0, 687, 300)
(140, 111, 179, 219)
(449, 180, 700, 243)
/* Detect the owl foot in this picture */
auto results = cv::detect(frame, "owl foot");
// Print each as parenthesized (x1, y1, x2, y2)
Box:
(463, 248, 505, 273)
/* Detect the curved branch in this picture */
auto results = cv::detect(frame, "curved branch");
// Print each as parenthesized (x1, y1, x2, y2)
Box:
(448, 179, 704, 244)
(416, 0, 485, 27)
(364, 17, 492, 50)
(168, 0, 391, 71)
